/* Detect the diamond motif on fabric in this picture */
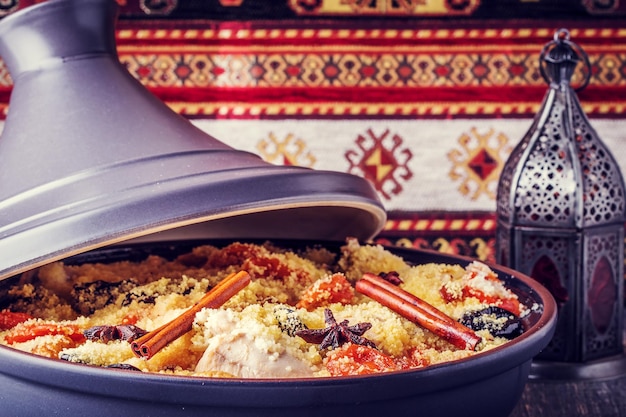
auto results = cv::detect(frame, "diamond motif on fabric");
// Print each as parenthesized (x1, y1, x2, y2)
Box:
(124, 55, 157, 83)
(299, 55, 325, 87)
(345, 128, 413, 200)
(256, 132, 317, 167)
(174, 62, 193, 82)
(468, 148, 498, 180)
(396, 57, 416, 84)
(448, 127, 510, 200)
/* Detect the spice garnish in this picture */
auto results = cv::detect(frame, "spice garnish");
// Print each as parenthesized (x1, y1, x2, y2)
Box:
(379, 271, 403, 285)
(295, 308, 376, 350)
(356, 273, 481, 350)
(131, 270, 251, 359)
(84, 324, 147, 343)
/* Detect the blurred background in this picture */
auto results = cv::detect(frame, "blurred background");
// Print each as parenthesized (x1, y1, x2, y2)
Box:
(1, 0, 624, 264)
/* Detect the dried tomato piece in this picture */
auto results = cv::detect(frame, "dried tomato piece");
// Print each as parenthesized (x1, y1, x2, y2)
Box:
(441, 284, 522, 316)
(439, 262, 522, 317)
(439, 285, 459, 303)
(463, 288, 522, 316)
(121, 312, 140, 326)
(296, 274, 354, 311)
(400, 347, 431, 369)
(497, 297, 523, 316)
(0, 310, 34, 330)
(324, 343, 397, 376)
(4, 322, 85, 345)
(207, 243, 263, 268)
(244, 256, 292, 280)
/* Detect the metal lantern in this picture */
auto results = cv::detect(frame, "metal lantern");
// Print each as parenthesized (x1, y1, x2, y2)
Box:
(496, 29, 626, 379)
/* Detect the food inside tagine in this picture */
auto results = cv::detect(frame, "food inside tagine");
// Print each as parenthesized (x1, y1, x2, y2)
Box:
(0, 239, 528, 378)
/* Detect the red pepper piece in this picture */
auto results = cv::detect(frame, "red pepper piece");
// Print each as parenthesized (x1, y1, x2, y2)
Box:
(0, 310, 34, 330)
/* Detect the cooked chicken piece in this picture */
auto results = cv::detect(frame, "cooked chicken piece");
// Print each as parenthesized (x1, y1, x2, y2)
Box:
(194, 331, 315, 378)
(194, 307, 318, 378)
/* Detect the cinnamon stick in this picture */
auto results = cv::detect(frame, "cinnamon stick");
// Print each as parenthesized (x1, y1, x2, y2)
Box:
(356, 273, 481, 350)
(131, 270, 251, 359)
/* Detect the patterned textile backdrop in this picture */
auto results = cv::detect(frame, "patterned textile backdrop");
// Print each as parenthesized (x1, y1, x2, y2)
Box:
(1, 0, 626, 267)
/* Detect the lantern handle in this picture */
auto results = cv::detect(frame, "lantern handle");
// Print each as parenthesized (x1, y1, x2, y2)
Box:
(539, 28, 591, 92)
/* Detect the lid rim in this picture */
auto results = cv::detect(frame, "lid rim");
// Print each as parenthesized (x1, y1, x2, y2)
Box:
(0, 200, 386, 281)
(0, 168, 386, 280)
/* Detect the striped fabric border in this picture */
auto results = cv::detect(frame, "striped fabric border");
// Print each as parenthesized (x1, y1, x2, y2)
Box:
(2, 24, 626, 119)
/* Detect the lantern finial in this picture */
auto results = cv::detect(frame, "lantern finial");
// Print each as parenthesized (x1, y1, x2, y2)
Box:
(539, 28, 591, 90)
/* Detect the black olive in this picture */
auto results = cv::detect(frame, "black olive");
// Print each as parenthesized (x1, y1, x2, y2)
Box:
(59, 352, 87, 364)
(460, 306, 524, 340)
(106, 363, 142, 372)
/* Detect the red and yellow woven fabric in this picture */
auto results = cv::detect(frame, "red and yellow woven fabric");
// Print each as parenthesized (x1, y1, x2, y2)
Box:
(1, 1, 626, 260)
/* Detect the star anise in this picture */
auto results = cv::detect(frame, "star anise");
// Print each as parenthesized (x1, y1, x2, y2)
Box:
(295, 308, 376, 350)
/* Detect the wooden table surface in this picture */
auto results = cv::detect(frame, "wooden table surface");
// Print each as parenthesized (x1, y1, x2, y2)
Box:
(509, 312, 626, 417)
(510, 373, 626, 417)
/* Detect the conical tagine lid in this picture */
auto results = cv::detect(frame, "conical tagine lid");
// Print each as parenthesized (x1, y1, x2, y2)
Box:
(0, 0, 386, 280)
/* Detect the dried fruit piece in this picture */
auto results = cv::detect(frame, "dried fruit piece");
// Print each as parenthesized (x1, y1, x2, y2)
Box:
(84, 324, 148, 343)
(296, 273, 354, 311)
(0, 310, 34, 330)
(460, 306, 523, 340)
(324, 343, 397, 376)
(4, 322, 85, 345)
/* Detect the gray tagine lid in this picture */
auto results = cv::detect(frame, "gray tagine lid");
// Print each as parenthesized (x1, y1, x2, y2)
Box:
(0, 0, 386, 280)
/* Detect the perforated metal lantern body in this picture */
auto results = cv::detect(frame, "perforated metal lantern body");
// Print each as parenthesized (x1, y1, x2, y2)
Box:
(496, 30, 625, 363)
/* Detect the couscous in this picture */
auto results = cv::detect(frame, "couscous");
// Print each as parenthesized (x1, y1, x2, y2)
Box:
(0, 239, 526, 378)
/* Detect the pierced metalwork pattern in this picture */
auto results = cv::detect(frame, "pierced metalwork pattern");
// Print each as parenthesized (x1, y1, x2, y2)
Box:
(520, 234, 572, 359)
(511, 93, 578, 227)
(572, 100, 626, 226)
(500, 89, 625, 228)
(583, 232, 622, 360)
